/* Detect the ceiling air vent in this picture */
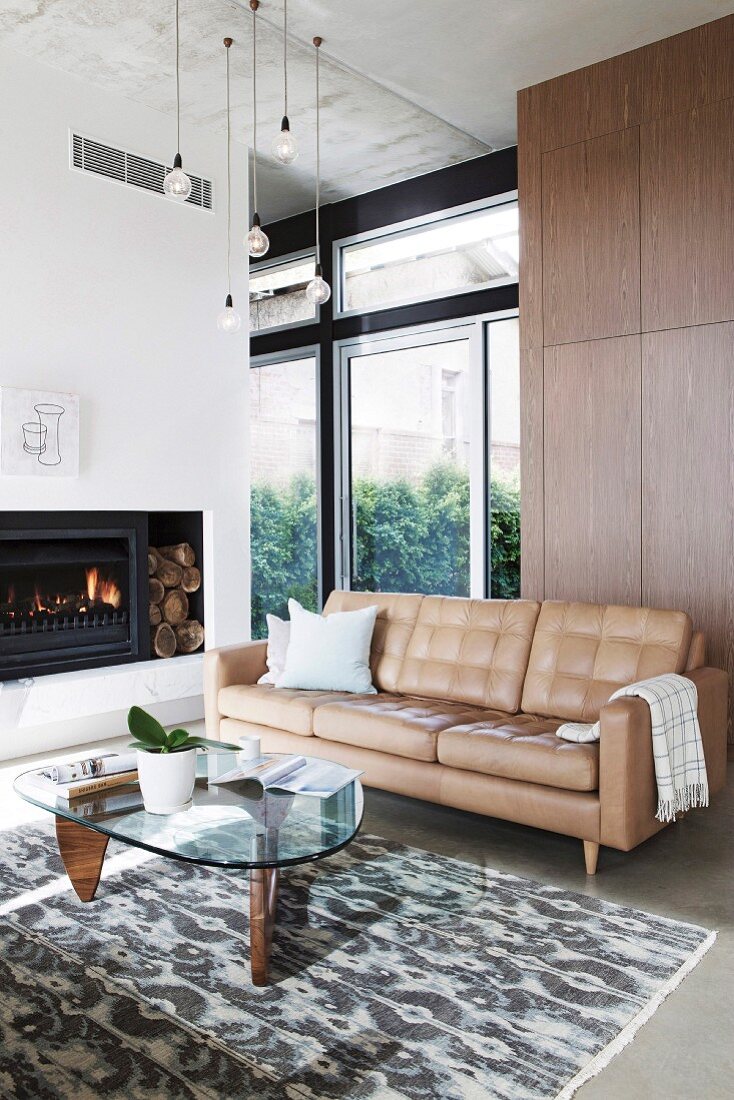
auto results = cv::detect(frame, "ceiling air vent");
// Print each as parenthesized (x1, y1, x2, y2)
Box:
(70, 132, 213, 211)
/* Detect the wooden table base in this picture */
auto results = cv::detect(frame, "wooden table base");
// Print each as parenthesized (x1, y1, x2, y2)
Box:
(54, 817, 280, 985)
(55, 817, 109, 902)
(249, 867, 279, 986)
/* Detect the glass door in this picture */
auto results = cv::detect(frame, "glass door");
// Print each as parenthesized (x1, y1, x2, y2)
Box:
(336, 323, 485, 596)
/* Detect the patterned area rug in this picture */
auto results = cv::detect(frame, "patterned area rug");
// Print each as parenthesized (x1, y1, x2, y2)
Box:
(0, 823, 714, 1099)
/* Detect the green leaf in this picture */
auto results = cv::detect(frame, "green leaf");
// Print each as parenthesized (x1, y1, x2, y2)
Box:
(128, 741, 162, 753)
(167, 728, 190, 749)
(184, 737, 241, 752)
(127, 706, 167, 745)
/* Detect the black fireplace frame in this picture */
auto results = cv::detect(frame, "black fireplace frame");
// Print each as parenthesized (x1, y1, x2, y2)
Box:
(0, 511, 150, 680)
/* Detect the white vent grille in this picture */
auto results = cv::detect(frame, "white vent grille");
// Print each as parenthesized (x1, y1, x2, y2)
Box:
(71, 133, 213, 211)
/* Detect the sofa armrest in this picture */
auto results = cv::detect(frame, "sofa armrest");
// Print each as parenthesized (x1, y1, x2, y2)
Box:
(685, 666, 728, 795)
(599, 666, 729, 851)
(203, 640, 268, 740)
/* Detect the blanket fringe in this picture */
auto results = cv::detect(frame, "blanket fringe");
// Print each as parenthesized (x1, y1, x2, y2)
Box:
(656, 781, 709, 823)
(555, 929, 717, 1100)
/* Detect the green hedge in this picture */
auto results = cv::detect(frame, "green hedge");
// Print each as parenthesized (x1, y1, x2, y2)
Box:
(250, 464, 520, 638)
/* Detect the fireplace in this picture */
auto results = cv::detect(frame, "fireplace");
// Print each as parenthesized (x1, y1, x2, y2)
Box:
(0, 513, 149, 680)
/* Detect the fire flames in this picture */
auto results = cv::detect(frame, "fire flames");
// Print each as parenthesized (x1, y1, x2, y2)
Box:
(3, 569, 122, 618)
(85, 567, 122, 609)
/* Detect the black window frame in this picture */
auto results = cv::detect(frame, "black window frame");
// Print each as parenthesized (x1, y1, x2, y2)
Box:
(250, 147, 518, 603)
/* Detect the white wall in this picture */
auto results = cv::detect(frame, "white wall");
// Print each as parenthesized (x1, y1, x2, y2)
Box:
(0, 45, 250, 754)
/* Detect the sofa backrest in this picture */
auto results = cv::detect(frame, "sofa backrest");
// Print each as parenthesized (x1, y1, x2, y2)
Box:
(323, 590, 424, 693)
(397, 595, 541, 712)
(521, 601, 693, 722)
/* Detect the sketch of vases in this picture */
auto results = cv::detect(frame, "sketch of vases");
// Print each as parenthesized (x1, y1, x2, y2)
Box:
(34, 403, 64, 466)
(22, 421, 47, 455)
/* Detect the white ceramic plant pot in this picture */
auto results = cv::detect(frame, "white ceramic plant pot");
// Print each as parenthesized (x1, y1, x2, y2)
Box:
(137, 748, 196, 815)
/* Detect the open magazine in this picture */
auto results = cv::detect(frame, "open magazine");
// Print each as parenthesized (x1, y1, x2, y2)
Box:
(209, 755, 362, 798)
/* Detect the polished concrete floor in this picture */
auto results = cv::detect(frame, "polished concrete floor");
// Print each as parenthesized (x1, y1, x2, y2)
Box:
(2, 734, 732, 1099)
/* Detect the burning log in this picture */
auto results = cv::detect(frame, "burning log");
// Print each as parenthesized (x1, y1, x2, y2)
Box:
(151, 622, 176, 659)
(181, 566, 201, 593)
(157, 543, 195, 568)
(156, 559, 183, 588)
(149, 577, 165, 605)
(161, 588, 188, 625)
(149, 602, 162, 626)
(174, 619, 205, 654)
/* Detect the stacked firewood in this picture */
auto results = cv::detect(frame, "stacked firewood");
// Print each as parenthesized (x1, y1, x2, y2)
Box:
(148, 543, 204, 658)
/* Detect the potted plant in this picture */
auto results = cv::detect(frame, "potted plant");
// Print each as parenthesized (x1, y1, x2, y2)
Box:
(128, 706, 239, 815)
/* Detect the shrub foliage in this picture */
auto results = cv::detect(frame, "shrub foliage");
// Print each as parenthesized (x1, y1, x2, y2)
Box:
(250, 464, 520, 638)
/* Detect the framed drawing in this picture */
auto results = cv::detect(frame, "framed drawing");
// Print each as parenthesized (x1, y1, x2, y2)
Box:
(0, 387, 80, 477)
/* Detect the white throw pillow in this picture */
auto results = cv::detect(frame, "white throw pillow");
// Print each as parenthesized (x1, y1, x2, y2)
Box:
(257, 614, 291, 685)
(276, 598, 378, 694)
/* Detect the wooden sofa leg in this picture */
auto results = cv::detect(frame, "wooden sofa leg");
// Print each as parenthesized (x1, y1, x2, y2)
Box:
(583, 841, 600, 875)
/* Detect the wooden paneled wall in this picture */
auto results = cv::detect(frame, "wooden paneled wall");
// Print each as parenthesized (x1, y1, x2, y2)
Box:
(518, 14, 734, 737)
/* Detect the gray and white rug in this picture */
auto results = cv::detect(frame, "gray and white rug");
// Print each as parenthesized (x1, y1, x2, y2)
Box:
(0, 823, 714, 1099)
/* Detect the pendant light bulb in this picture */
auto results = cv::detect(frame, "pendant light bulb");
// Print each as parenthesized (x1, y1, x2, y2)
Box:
(165, 0, 191, 202)
(272, 2, 298, 165)
(247, 1, 270, 259)
(164, 153, 192, 202)
(308, 36, 331, 305)
(247, 214, 270, 258)
(218, 40, 240, 334)
(306, 263, 331, 305)
(218, 294, 242, 333)
(272, 117, 298, 165)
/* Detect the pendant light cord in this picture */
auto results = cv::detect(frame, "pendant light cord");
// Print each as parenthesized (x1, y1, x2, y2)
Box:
(283, 0, 288, 117)
(315, 39, 321, 263)
(175, 0, 181, 153)
(226, 43, 232, 294)
(252, 5, 258, 214)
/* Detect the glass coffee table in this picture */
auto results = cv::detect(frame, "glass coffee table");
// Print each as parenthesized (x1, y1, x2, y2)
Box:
(14, 751, 363, 986)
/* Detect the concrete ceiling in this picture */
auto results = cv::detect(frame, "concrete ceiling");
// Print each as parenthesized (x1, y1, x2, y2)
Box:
(0, 1, 731, 222)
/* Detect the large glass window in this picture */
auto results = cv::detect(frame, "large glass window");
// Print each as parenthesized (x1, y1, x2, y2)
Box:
(337, 199, 518, 316)
(486, 316, 520, 598)
(339, 326, 482, 596)
(249, 253, 317, 334)
(249, 353, 319, 638)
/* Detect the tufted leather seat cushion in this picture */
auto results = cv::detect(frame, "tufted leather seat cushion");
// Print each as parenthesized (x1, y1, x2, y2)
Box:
(396, 596, 541, 712)
(217, 684, 357, 736)
(438, 716, 599, 792)
(313, 694, 500, 762)
(322, 590, 424, 693)
(521, 601, 693, 722)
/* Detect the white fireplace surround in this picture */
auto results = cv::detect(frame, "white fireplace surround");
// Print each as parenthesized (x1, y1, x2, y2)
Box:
(0, 46, 250, 760)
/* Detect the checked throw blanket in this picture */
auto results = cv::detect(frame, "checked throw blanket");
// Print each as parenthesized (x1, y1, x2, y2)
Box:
(557, 673, 709, 822)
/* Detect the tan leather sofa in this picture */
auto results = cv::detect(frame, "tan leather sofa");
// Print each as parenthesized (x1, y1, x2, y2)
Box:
(204, 592, 728, 873)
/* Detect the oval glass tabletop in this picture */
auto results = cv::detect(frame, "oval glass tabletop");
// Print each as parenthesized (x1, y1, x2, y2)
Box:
(14, 751, 364, 870)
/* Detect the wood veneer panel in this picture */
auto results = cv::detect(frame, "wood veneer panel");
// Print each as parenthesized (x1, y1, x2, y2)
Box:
(520, 347, 544, 600)
(544, 336, 641, 605)
(518, 85, 543, 350)
(641, 98, 734, 332)
(642, 15, 734, 121)
(642, 324, 734, 740)
(540, 50, 643, 152)
(542, 129, 640, 346)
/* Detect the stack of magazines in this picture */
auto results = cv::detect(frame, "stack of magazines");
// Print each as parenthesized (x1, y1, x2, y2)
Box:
(25, 753, 139, 802)
(209, 755, 362, 797)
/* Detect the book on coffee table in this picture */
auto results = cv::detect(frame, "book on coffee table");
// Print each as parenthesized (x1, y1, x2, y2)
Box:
(25, 752, 139, 802)
(209, 754, 362, 798)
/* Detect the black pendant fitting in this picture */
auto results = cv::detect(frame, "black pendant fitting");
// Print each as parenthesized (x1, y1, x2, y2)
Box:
(281, 115, 290, 132)
(225, 293, 233, 308)
(173, 152, 183, 169)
